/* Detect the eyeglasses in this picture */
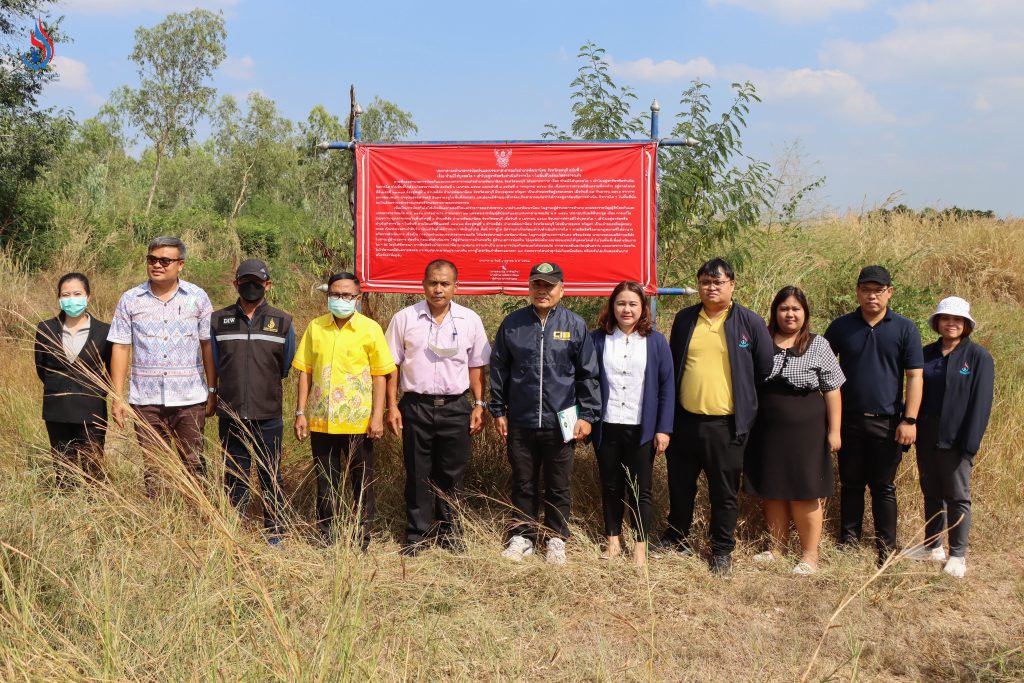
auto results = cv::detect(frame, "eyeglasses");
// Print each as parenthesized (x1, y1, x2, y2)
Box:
(327, 292, 360, 301)
(698, 279, 733, 290)
(857, 286, 890, 298)
(146, 255, 184, 267)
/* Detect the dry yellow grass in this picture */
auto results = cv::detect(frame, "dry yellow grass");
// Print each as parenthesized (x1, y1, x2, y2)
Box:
(1, 214, 1022, 681)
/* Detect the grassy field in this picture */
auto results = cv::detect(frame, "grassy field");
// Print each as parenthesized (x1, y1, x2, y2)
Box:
(1, 214, 1022, 681)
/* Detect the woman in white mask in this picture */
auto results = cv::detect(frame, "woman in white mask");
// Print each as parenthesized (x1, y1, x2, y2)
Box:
(33, 272, 113, 487)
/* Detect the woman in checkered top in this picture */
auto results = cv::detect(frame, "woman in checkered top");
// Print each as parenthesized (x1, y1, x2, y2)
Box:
(744, 286, 845, 575)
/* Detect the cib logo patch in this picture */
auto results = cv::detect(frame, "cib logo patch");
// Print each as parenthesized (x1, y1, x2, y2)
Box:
(536, 263, 554, 273)
(553, 331, 571, 341)
(960, 362, 971, 376)
(738, 334, 751, 349)
(262, 316, 282, 333)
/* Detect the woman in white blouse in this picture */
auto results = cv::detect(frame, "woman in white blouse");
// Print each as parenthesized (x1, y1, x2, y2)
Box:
(590, 281, 675, 566)
(745, 286, 845, 574)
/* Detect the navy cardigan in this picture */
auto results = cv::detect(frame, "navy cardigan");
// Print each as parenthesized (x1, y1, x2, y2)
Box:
(921, 337, 994, 456)
(590, 329, 675, 449)
(668, 302, 773, 438)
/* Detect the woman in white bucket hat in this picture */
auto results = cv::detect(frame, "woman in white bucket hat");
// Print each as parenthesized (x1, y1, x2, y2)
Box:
(905, 296, 994, 578)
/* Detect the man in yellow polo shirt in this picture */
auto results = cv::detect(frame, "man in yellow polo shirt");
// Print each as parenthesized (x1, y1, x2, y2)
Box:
(292, 272, 396, 549)
(658, 258, 772, 575)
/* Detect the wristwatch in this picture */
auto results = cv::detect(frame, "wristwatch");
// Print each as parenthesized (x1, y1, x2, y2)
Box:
(473, 400, 487, 408)
(208, 387, 217, 395)
(295, 410, 305, 417)
(901, 416, 917, 425)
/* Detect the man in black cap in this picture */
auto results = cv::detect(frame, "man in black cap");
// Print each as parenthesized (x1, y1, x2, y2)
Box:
(489, 262, 601, 565)
(824, 265, 924, 563)
(210, 259, 296, 544)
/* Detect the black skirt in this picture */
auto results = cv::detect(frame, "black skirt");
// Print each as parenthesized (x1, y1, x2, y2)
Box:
(744, 379, 834, 500)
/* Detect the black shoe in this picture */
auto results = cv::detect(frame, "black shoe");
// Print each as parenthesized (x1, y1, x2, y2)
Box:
(709, 554, 733, 577)
(438, 535, 466, 554)
(651, 538, 694, 559)
(401, 542, 427, 557)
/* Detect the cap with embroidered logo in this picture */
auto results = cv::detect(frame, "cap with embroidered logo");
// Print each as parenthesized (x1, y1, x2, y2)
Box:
(236, 258, 270, 281)
(529, 262, 564, 284)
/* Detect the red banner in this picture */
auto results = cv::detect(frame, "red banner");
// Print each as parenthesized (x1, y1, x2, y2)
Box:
(354, 142, 657, 295)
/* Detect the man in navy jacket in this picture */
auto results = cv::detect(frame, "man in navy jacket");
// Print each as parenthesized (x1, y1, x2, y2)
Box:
(489, 262, 601, 565)
(659, 258, 773, 575)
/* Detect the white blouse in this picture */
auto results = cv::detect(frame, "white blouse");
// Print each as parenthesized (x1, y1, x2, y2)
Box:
(602, 328, 648, 425)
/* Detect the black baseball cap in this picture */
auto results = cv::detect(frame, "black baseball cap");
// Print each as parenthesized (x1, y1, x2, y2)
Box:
(236, 258, 270, 281)
(529, 262, 564, 284)
(857, 265, 891, 286)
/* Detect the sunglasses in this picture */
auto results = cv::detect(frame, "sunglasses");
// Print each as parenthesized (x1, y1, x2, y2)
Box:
(146, 255, 184, 267)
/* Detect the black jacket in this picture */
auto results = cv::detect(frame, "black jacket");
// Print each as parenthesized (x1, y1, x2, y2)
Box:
(211, 301, 294, 420)
(922, 337, 994, 456)
(489, 304, 601, 429)
(34, 315, 112, 424)
(669, 302, 773, 438)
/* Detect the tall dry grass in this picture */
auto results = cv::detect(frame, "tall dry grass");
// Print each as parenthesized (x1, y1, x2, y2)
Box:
(1, 214, 1022, 681)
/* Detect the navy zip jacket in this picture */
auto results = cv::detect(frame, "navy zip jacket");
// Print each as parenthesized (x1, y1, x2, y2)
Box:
(489, 304, 601, 429)
(921, 337, 994, 456)
(591, 329, 675, 450)
(668, 302, 773, 438)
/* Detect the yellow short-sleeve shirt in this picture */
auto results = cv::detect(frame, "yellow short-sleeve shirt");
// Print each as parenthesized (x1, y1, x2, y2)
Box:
(680, 305, 734, 415)
(292, 312, 397, 434)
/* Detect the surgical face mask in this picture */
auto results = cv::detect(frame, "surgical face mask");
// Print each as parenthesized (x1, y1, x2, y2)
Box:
(238, 280, 266, 303)
(60, 297, 88, 317)
(328, 297, 357, 318)
(427, 322, 459, 358)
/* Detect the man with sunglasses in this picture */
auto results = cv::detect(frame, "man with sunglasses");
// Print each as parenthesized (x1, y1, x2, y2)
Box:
(109, 236, 217, 497)
(383, 259, 491, 556)
(658, 258, 773, 575)
(824, 265, 924, 564)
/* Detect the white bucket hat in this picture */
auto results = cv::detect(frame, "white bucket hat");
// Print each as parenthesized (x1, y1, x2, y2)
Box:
(928, 296, 976, 333)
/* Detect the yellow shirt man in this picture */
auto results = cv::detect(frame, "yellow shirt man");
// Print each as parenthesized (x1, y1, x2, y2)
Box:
(292, 312, 396, 434)
(681, 305, 734, 415)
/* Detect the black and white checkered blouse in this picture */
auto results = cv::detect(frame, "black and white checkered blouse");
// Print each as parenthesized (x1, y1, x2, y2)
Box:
(767, 334, 845, 392)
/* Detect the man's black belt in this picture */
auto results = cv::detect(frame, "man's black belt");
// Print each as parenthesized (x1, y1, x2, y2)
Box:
(404, 392, 467, 408)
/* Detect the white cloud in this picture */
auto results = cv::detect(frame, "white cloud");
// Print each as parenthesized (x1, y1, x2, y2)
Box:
(49, 55, 103, 105)
(609, 54, 894, 124)
(609, 56, 716, 82)
(220, 55, 254, 80)
(707, 0, 871, 22)
(60, 0, 237, 15)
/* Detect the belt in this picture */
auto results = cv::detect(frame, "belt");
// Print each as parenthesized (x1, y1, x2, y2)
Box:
(404, 392, 466, 408)
(847, 411, 895, 418)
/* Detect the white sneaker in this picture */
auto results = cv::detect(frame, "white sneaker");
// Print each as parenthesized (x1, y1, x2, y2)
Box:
(502, 535, 534, 562)
(793, 561, 817, 575)
(904, 545, 947, 562)
(545, 538, 567, 565)
(753, 550, 777, 564)
(943, 556, 967, 578)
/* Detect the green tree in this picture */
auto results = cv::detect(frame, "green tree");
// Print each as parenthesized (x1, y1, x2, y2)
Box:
(657, 80, 778, 280)
(543, 41, 648, 140)
(358, 96, 418, 143)
(114, 9, 226, 216)
(0, 1, 72, 257)
(213, 91, 294, 219)
(298, 104, 350, 224)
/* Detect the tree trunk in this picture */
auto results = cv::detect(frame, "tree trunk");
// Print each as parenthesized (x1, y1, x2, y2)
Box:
(230, 158, 256, 219)
(144, 141, 164, 217)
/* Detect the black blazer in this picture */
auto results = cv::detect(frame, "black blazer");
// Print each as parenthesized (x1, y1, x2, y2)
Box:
(921, 337, 994, 456)
(34, 314, 113, 424)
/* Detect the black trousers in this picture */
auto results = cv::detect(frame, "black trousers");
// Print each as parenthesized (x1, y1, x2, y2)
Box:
(664, 411, 746, 557)
(45, 420, 105, 487)
(837, 413, 903, 553)
(219, 416, 286, 534)
(916, 415, 973, 557)
(507, 426, 574, 541)
(309, 432, 375, 547)
(399, 393, 472, 545)
(596, 423, 654, 540)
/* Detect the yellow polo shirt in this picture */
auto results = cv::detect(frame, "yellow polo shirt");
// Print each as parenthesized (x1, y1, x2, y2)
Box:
(292, 312, 397, 434)
(680, 305, 734, 415)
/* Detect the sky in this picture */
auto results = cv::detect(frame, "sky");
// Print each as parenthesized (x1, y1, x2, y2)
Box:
(32, 0, 1024, 216)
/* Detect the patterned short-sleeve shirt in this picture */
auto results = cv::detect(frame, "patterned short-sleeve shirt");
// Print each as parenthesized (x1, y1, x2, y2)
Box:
(292, 312, 397, 434)
(107, 279, 212, 407)
(766, 334, 845, 393)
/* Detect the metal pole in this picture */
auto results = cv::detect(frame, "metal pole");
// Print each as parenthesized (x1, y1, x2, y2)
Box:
(352, 103, 362, 276)
(650, 99, 660, 325)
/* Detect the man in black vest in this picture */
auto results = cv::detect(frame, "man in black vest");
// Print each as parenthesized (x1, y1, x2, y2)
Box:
(210, 259, 295, 544)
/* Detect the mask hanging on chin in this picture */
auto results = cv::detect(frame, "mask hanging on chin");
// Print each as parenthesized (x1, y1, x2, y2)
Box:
(238, 281, 266, 303)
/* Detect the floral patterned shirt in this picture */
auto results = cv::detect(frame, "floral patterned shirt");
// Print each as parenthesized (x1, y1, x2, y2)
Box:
(292, 312, 396, 434)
